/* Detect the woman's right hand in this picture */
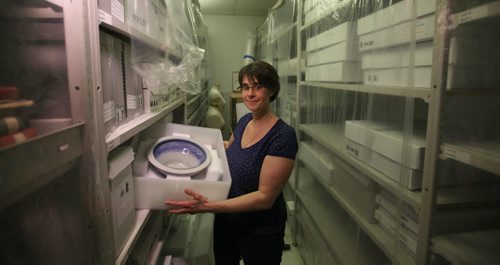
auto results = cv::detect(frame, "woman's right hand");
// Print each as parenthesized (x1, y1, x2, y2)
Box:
(165, 188, 210, 214)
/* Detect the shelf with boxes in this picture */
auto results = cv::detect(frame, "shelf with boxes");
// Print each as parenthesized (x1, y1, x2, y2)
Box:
(97, 0, 199, 152)
(297, 142, 419, 263)
(299, 122, 422, 209)
(302, 0, 437, 88)
(262, 0, 500, 264)
(422, 1, 500, 264)
(98, 0, 182, 60)
(295, 1, 441, 263)
(294, 173, 392, 264)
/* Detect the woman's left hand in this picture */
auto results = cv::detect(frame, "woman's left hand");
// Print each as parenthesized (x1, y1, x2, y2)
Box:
(165, 188, 209, 214)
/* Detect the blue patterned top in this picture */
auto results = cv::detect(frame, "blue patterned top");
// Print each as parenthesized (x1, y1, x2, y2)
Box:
(222, 113, 298, 235)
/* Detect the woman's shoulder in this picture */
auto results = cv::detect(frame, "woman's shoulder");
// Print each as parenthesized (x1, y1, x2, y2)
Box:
(275, 119, 296, 136)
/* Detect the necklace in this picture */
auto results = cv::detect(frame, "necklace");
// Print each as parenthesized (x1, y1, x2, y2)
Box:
(242, 114, 274, 148)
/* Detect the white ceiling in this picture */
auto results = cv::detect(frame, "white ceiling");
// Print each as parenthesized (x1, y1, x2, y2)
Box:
(199, 0, 278, 16)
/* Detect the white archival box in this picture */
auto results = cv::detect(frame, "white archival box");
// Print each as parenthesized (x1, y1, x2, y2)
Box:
(344, 120, 426, 170)
(108, 146, 137, 255)
(358, 14, 435, 52)
(134, 123, 231, 210)
(345, 138, 422, 190)
(361, 41, 433, 69)
(305, 61, 362, 82)
(306, 40, 360, 67)
(306, 22, 357, 52)
(357, 0, 436, 36)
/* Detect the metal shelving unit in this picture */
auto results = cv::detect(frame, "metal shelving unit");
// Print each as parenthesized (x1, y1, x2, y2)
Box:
(0, 0, 210, 264)
(259, 0, 500, 264)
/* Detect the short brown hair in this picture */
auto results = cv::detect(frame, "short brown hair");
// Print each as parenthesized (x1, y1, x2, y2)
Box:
(238, 61, 280, 102)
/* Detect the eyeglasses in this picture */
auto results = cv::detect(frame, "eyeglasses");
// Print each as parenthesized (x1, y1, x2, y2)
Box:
(239, 83, 265, 91)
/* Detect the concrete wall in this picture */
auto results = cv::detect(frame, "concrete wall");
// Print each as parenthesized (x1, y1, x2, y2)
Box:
(204, 15, 265, 138)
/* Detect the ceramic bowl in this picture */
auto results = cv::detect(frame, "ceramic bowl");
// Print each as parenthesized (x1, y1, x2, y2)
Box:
(148, 136, 211, 176)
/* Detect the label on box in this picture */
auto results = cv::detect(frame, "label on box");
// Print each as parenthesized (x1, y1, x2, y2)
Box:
(127, 94, 138, 109)
(103, 100, 115, 122)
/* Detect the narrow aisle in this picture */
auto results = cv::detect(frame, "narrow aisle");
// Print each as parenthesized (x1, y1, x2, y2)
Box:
(237, 223, 305, 265)
(282, 224, 305, 265)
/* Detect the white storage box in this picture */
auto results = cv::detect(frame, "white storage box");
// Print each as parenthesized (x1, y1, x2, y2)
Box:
(156, 0, 168, 43)
(124, 42, 144, 121)
(374, 208, 418, 255)
(375, 193, 419, 235)
(307, 40, 360, 67)
(108, 146, 137, 255)
(305, 61, 362, 82)
(357, 0, 436, 35)
(134, 123, 231, 210)
(345, 139, 422, 190)
(363, 66, 432, 88)
(99, 31, 119, 136)
(361, 41, 433, 69)
(306, 22, 357, 52)
(359, 14, 435, 51)
(146, 0, 159, 39)
(126, 0, 148, 36)
(344, 120, 426, 169)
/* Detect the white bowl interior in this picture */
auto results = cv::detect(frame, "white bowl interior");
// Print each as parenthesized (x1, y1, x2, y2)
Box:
(148, 137, 211, 176)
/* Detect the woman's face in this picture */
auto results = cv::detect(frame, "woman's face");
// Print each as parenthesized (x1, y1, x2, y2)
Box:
(241, 75, 272, 113)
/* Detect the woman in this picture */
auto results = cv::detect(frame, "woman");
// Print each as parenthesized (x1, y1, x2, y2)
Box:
(166, 61, 298, 265)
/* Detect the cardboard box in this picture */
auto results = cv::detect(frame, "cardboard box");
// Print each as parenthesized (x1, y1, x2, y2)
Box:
(345, 139, 422, 190)
(108, 146, 137, 255)
(344, 120, 426, 169)
(305, 61, 362, 82)
(134, 123, 231, 210)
